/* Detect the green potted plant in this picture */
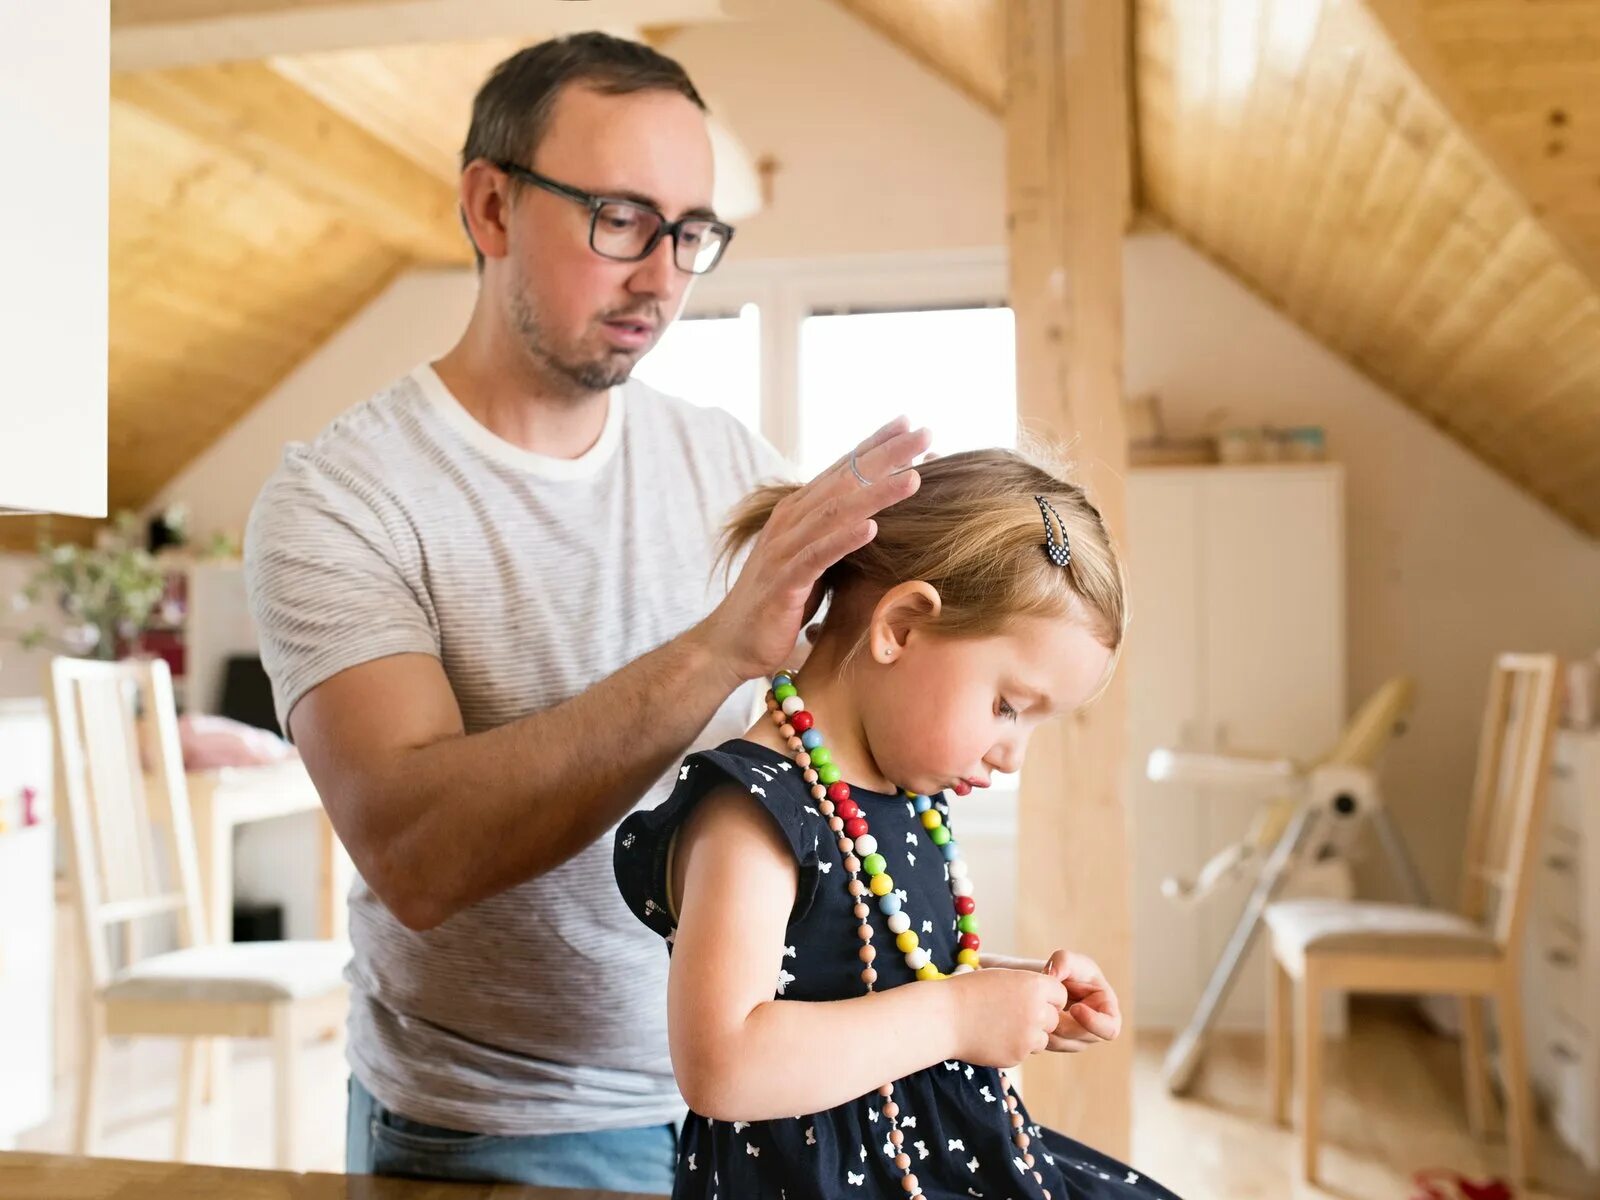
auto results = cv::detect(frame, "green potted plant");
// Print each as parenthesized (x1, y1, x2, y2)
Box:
(5, 511, 175, 661)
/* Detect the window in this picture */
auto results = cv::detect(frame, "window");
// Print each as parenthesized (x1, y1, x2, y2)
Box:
(633, 304, 762, 434)
(796, 306, 1016, 478)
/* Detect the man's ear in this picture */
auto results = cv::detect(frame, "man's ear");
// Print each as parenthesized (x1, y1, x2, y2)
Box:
(459, 160, 514, 263)
(867, 581, 941, 664)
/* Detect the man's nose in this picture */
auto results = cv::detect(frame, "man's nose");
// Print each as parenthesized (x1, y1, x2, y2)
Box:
(628, 231, 680, 297)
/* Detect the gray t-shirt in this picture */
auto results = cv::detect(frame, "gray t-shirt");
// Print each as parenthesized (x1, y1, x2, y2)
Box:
(245, 364, 793, 1135)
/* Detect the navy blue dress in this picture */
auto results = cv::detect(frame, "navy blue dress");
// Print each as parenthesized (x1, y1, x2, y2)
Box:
(614, 737, 1183, 1200)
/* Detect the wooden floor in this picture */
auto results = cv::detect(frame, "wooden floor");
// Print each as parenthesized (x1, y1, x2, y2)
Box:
(17, 1001, 1600, 1199)
(1134, 1001, 1600, 1200)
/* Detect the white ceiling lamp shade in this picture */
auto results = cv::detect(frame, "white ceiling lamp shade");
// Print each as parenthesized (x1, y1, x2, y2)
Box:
(709, 114, 763, 223)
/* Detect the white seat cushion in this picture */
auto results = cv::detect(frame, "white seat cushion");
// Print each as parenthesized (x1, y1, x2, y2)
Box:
(1264, 899, 1496, 960)
(103, 940, 351, 1005)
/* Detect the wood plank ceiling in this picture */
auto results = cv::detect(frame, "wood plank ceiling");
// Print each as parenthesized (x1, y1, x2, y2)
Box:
(1137, 0, 1600, 535)
(8, 0, 1597, 550)
(835, 0, 1600, 537)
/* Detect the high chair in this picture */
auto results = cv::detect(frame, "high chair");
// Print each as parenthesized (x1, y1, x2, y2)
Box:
(1265, 653, 1562, 1186)
(1145, 675, 1423, 1093)
(49, 656, 349, 1169)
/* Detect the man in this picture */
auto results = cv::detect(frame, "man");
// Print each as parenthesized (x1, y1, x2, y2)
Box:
(245, 32, 929, 1192)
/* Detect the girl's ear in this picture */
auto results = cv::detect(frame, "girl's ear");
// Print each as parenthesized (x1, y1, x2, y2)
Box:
(868, 581, 942, 664)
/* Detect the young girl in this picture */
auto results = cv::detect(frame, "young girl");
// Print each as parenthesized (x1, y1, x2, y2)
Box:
(614, 448, 1180, 1199)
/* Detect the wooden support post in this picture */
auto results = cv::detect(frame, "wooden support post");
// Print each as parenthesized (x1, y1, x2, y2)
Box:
(1005, 0, 1134, 1157)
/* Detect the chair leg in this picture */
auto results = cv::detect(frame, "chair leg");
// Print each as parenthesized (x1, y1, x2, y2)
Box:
(1459, 996, 1495, 1140)
(1494, 982, 1534, 1187)
(74, 1004, 106, 1156)
(175, 1037, 203, 1161)
(1268, 955, 1293, 1127)
(270, 1005, 300, 1171)
(1296, 964, 1323, 1184)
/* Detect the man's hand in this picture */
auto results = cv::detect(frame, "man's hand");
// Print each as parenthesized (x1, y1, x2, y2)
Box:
(1040, 949, 1122, 1052)
(699, 416, 932, 687)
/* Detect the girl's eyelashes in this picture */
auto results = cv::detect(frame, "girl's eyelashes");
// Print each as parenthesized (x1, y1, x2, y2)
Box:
(997, 697, 1019, 722)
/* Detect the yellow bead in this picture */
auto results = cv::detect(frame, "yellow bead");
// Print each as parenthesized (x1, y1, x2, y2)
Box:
(869, 873, 895, 896)
(916, 964, 942, 981)
(896, 930, 920, 953)
(921, 810, 943, 830)
(957, 948, 981, 968)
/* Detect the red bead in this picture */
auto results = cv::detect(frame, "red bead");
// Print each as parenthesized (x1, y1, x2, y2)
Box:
(955, 895, 976, 916)
(960, 932, 980, 951)
(828, 781, 852, 803)
(844, 817, 869, 839)
(836, 798, 862, 821)
(791, 711, 814, 732)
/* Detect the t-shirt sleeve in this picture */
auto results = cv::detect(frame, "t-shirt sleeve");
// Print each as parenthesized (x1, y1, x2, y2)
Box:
(614, 747, 830, 941)
(244, 450, 440, 741)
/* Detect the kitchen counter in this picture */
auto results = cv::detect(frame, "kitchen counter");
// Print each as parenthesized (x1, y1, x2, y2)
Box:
(0, 1152, 659, 1199)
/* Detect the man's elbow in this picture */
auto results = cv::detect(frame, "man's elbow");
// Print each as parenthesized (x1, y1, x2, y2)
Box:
(356, 832, 457, 932)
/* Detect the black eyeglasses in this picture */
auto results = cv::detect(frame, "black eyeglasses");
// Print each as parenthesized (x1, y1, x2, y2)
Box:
(493, 161, 735, 275)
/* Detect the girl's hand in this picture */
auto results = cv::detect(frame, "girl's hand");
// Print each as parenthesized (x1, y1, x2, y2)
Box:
(947, 968, 1068, 1068)
(1040, 948, 1122, 1052)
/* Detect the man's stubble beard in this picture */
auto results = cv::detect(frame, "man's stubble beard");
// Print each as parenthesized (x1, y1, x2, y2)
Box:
(510, 283, 637, 396)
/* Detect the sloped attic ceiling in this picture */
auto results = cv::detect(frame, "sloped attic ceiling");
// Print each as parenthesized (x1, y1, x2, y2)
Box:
(837, 0, 1600, 537)
(6, 0, 1595, 552)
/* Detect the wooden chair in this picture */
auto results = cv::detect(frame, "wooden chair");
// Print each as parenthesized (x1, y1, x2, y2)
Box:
(1265, 653, 1561, 1186)
(49, 656, 348, 1169)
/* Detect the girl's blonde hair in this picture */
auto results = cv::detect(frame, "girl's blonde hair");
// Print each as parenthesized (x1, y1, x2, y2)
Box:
(719, 446, 1127, 683)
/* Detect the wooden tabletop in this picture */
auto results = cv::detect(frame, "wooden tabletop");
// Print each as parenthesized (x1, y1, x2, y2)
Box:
(0, 1152, 658, 1199)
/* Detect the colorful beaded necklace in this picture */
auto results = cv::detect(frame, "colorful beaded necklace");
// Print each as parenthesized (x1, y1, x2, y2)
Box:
(765, 671, 1051, 1200)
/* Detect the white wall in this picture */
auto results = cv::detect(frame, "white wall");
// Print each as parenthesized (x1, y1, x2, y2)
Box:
(1124, 235, 1600, 904)
(667, 0, 1006, 262)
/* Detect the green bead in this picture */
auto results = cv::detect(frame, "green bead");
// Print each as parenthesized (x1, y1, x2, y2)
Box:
(862, 853, 887, 876)
(957, 914, 980, 935)
(930, 825, 951, 846)
(773, 684, 797, 702)
(807, 746, 832, 767)
(818, 764, 841, 784)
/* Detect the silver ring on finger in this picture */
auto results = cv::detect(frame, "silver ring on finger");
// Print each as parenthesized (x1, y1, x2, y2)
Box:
(849, 447, 874, 488)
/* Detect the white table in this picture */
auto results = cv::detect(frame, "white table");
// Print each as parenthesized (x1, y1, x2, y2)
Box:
(182, 760, 343, 946)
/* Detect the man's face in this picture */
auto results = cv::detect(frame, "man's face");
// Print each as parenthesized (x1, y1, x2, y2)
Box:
(504, 84, 715, 396)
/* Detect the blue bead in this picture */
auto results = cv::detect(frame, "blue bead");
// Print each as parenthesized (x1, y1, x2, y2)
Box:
(941, 840, 960, 861)
(800, 729, 823, 750)
(878, 893, 902, 916)
(913, 795, 932, 813)
(773, 674, 792, 689)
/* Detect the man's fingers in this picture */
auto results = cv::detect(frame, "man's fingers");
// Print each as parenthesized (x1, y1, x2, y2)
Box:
(854, 425, 933, 487)
(817, 415, 911, 479)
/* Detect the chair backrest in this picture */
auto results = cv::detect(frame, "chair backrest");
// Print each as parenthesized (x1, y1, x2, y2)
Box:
(48, 656, 207, 991)
(1321, 675, 1415, 769)
(1458, 654, 1562, 952)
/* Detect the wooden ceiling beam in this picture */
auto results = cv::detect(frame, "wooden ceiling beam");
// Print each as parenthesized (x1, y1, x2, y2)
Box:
(112, 0, 735, 70)
(113, 62, 470, 264)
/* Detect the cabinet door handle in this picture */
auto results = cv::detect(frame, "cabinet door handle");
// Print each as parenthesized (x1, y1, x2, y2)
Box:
(1215, 722, 1229, 751)
(1546, 947, 1577, 968)
(1550, 1041, 1577, 1063)
(1545, 854, 1575, 873)
(1551, 761, 1573, 780)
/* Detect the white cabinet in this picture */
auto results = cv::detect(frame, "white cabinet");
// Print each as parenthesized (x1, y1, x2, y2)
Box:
(1126, 466, 1346, 1031)
(0, 3, 108, 517)
(1525, 728, 1600, 1169)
